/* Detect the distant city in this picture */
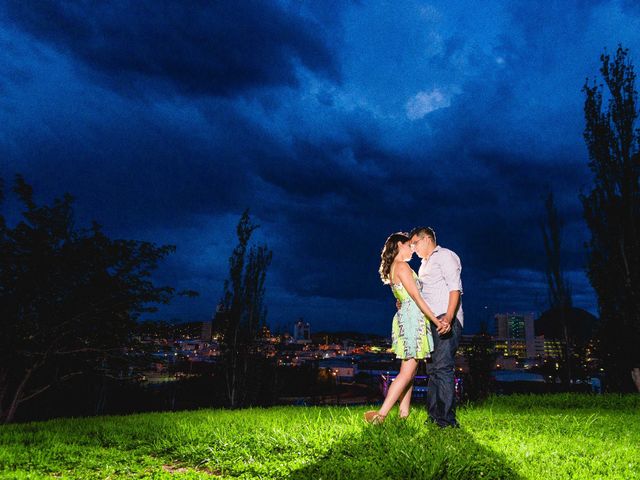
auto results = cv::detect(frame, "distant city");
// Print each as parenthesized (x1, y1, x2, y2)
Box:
(128, 307, 602, 404)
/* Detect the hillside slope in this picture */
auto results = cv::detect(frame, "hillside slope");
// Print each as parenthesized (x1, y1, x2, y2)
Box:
(0, 394, 638, 479)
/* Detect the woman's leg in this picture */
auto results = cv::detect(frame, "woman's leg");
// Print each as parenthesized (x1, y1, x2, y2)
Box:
(398, 372, 417, 418)
(378, 358, 418, 417)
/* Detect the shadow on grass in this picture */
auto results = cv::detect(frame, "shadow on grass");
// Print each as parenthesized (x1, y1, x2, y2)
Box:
(288, 416, 524, 480)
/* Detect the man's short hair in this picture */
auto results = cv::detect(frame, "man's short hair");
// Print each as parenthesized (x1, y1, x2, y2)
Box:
(409, 226, 437, 244)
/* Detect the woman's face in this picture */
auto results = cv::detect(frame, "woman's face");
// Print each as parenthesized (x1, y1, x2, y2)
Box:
(397, 241, 413, 261)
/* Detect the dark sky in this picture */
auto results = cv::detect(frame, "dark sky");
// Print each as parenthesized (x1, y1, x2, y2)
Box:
(2, 1, 639, 335)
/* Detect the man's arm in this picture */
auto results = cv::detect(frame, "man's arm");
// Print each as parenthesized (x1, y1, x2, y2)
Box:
(442, 290, 461, 326)
(440, 251, 462, 326)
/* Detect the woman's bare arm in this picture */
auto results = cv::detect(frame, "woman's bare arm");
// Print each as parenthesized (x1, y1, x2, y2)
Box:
(394, 262, 443, 328)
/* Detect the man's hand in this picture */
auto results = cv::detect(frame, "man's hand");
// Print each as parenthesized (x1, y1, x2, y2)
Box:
(435, 321, 449, 335)
(435, 314, 452, 335)
(396, 300, 401, 310)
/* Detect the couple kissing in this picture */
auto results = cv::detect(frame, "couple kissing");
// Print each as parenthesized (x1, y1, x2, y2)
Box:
(365, 227, 463, 428)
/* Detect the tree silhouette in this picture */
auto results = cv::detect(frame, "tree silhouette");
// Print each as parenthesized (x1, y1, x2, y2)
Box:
(541, 191, 573, 384)
(218, 209, 272, 407)
(582, 46, 640, 391)
(0, 176, 177, 422)
(465, 321, 496, 401)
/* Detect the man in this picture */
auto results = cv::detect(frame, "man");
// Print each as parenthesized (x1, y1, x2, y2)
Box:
(409, 226, 463, 428)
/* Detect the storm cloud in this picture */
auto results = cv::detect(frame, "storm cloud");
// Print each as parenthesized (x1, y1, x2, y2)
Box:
(3, 1, 639, 334)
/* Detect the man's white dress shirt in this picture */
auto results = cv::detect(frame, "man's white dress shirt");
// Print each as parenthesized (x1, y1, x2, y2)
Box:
(418, 245, 464, 326)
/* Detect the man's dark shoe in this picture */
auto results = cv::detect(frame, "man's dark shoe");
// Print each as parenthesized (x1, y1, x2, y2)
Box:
(425, 418, 450, 428)
(441, 422, 460, 429)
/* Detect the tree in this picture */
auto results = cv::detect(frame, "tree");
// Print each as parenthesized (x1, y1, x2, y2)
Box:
(0, 176, 177, 422)
(540, 191, 573, 384)
(536, 307, 600, 380)
(218, 209, 272, 407)
(582, 46, 640, 392)
(465, 321, 496, 401)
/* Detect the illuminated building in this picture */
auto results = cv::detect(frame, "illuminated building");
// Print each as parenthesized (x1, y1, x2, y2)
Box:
(293, 319, 311, 344)
(544, 339, 564, 359)
(494, 312, 536, 358)
(200, 320, 212, 341)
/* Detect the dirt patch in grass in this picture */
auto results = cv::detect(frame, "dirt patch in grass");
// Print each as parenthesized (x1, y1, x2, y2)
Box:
(162, 464, 222, 476)
(163, 464, 190, 474)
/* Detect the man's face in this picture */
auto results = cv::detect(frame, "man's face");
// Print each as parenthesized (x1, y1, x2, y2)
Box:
(409, 235, 428, 258)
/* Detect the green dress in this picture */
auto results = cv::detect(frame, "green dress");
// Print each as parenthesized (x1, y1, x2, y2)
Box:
(390, 269, 433, 360)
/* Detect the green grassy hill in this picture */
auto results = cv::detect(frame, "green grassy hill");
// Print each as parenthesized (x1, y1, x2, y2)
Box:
(1, 394, 639, 479)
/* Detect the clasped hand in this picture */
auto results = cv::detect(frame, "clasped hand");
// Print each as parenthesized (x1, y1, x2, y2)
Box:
(436, 314, 451, 335)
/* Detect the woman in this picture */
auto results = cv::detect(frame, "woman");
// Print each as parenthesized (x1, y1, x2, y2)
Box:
(364, 232, 445, 424)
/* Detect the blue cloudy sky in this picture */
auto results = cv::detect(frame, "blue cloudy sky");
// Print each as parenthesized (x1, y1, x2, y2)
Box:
(2, 1, 640, 335)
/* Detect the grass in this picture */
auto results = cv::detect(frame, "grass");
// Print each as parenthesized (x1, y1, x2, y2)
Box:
(0, 394, 638, 479)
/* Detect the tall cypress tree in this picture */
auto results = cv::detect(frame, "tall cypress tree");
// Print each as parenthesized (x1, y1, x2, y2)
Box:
(582, 46, 640, 391)
(219, 209, 272, 407)
(541, 191, 573, 384)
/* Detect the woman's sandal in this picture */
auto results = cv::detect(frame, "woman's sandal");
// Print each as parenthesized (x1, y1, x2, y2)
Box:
(364, 410, 386, 424)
